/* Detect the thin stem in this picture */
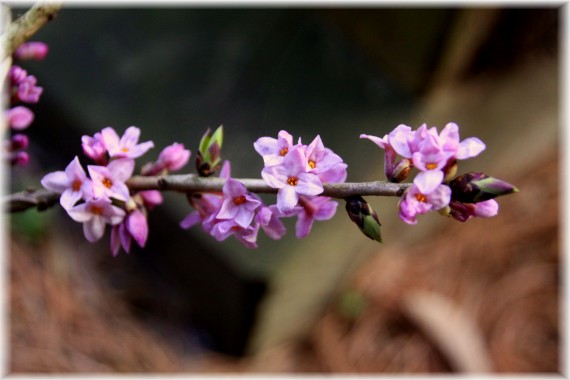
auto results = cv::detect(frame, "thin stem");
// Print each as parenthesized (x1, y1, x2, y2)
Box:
(2, 1, 64, 59)
(5, 175, 411, 213)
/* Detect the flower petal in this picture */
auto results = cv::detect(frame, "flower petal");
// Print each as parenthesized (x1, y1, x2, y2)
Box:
(457, 137, 486, 159)
(414, 170, 444, 194)
(40, 171, 69, 193)
(277, 186, 299, 213)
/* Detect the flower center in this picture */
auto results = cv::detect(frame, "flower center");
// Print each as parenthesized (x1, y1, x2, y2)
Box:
(308, 160, 316, 169)
(287, 177, 299, 186)
(279, 147, 289, 156)
(415, 193, 427, 203)
(231, 225, 242, 231)
(233, 195, 246, 205)
(102, 178, 113, 188)
(426, 162, 438, 170)
(90, 205, 104, 215)
(121, 147, 129, 153)
(71, 179, 82, 192)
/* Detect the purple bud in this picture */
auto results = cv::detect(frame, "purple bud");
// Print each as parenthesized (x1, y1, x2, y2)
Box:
(14, 42, 49, 61)
(126, 209, 149, 248)
(7, 106, 34, 130)
(10, 151, 30, 166)
(450, 172, 518, 203)
(10, 134, 29, 151)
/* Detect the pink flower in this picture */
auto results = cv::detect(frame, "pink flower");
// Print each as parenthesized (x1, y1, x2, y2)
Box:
(7, 106, 34, 130)
(101, 126, 154, 159)
(142, 142, 190, 175)
(439, 122, 486, 160)
(304, 135, 347, 183)
(210, 219, 260, 249)
(16, 74, 43, 103)
(88, 158, 134, 202)
(254, 130, 295, 166)
(41, 156, 93, 210)
(217, 178, 262, 227)
(9, 66, 27, 84)
(82, 132, 107, 164)
(255, 205, 286, 240)
(261, 146, 323, 213)
(399, 183, 451, 225)
(412, 134, 454, 194)
(14, 42, 49, 61)
(138, 190, 163, 210)
(9, 151, 29, 166)
(290, 195, 338, 238)
(67, 197, 125, 242)
(110, 208, 149, 255)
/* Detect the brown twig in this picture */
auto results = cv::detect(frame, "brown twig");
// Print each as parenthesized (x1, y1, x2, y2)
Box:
(2, 1, 64, 58)
(5, 175, 411, 213)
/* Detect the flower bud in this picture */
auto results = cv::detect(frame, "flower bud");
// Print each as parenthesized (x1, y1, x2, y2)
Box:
(196, 125, 223, 176)
(14, 42, 49, 61)
(9, 134, 29, 151)
(387, 158, 413, 183)
(345, 195, 382, 243)
(449, 172, 518, 203)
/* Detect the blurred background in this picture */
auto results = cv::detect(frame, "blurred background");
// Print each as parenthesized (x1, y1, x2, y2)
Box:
(7, 5, 560, 373)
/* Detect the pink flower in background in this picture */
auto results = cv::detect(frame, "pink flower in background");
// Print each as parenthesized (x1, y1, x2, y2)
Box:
(82, 132, 108, 164)
(217, 178, 262, 228)
(67, 197, 125, 242)
(399, 183, 451, 225)
(261, 146, 323, 213)
(9, 66, 28, 84)
(138, 190, 163, 210)
(101, 126, 154, 159)
(7, 106, 34, 130)
(14, 42, 49, 61)
(88, 158, 134, 202)
(254, 130, 295, 166)
(41, 156, 93, 210)
(142, 142, 190, 175)
(16, 74, 43, 103)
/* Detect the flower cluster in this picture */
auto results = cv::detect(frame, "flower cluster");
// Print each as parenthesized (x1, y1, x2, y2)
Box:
(179, 129, 348, 248)
(362, 122, 516, 224)
(180, 161, 286, 248)
(4, 41, 48, 166)
(256, 130, 347, 237)
(41, 126, 191, 255)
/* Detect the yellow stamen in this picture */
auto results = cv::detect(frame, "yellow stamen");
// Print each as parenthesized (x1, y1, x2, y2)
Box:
(91, 205, 104, 215)
(415, 193, 427, 203)
(279, 147, 289, 156)
(287, 177, 299, 186)
(308, 160, 316, 169)
(102, 178, 113, 188)
(426, 162, 437, 170)
(233, 195, 246, 205)
(121, 147, 129, 153)
(71, 180, 82, 192)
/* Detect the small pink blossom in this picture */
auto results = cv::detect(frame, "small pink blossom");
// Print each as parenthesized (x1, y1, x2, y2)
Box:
(291, 195, 338, 238)
(210, 219, 260, 248)
(16, 75, 43, 103)
(412, 134, 454, 194)
(217, 178, 262, 228)
(254, 130, 295, 166)
(138, 190, 163, 210)
(88, 158, 134, 202)
(261, 146, 323, 213)
(9, 151, 29, 166)
(101, 126, 154, 159)
(7, 106, 34, 130)
(255, 205, 286, 240)
(41, 156, 93, 210)
(399, 183, 451, 225)
(142, 142, 190, 175)
(14, 42, 49, 61)
(304, 135, 347, 183)
(67, 197, 126, 243)
(9, 66, 27, 84)
(439, 122, 486, 159)
(82, 132, 107, 164)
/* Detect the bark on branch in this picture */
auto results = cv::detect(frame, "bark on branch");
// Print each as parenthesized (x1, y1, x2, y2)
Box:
(5, 175, 411, 213)
(2, 1, 63, 59)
